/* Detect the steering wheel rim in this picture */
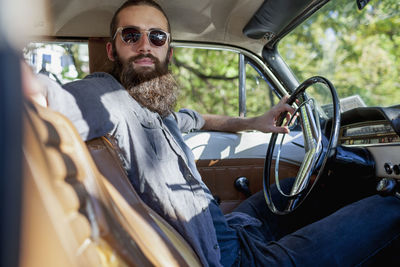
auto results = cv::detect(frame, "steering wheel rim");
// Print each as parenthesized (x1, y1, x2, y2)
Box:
(263, 76, 341, 215)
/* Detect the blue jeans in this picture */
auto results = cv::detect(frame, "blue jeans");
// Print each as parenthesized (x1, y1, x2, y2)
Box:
(233, 178, 400, 266)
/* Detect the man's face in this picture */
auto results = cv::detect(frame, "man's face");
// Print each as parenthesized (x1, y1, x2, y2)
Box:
(106, 4, 177, 118)
(110, 5, 170, 73)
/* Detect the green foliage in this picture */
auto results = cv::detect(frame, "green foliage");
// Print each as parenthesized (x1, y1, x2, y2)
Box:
(171, 48, 239, 116)
(279, 0, 400, 107)
(245, 63, 278, 116)
(171, 48, 277, 116)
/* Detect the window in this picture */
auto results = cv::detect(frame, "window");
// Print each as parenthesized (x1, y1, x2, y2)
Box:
(172, 47, 239, 116)
(172, 46, 278, 117)
(24, 42, 89, 84)
(245, 60, 278, 117)
(24, 42, 278, 116)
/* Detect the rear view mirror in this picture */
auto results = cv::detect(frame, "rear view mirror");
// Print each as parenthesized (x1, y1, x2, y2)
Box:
(356, 0, 371, 10)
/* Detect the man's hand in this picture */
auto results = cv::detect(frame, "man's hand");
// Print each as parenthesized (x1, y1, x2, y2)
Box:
(252, 95, 296, 134)
(21, 61, 48, 107)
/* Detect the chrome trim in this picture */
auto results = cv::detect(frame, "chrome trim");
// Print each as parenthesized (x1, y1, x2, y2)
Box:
(238, 53, 246, 117)
(342, 143, 400, 148)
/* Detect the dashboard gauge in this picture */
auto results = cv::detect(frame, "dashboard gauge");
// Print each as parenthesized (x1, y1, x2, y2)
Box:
(340, 120, 400, 146)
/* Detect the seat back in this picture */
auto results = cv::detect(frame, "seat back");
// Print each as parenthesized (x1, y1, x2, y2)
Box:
(86, 136, 201, 266)
(88, 37, 113, 73)
(21, 101, 201, 267)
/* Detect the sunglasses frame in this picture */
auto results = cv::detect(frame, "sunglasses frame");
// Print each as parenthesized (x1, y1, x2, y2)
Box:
(113, 26, 170, 47)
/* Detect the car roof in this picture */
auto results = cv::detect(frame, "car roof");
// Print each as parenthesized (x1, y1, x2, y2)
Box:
(30, 0, 329, 55)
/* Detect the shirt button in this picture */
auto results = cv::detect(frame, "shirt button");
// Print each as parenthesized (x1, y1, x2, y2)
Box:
(213, 244, 219, 250)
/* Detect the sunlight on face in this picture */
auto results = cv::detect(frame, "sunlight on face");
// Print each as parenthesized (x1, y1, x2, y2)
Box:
(114, 5, 170, 71)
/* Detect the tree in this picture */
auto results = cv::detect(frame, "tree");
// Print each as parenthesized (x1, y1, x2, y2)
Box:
(279, 0, 400, 107)
(171, 48, 277, 116)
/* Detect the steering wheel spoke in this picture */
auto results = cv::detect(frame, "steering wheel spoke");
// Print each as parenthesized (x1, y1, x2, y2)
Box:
(301, 99, 321, 151)
(291, 98, 323, 193)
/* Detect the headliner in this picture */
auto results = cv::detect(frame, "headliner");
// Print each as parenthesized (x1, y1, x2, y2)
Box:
(37, 0, 266, 54)
(3, 0, 328, 55)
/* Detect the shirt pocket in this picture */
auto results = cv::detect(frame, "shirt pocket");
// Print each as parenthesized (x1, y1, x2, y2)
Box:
(141, 121, 174, 161)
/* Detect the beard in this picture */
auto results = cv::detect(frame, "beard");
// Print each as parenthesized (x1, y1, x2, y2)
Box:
(111, 52, 178, 118)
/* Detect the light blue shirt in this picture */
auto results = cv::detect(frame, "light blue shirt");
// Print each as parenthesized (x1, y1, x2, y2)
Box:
(47, 72, 243, 266)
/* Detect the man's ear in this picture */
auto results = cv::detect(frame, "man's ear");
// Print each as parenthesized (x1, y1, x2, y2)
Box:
(106, 42, 115, 61)
(168, 47, 173, 62)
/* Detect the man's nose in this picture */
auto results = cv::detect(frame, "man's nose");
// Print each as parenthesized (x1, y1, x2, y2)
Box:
(135, 33, 151, 53)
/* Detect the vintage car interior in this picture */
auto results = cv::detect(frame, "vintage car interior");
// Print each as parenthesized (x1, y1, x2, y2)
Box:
(1, 0, 399, 266)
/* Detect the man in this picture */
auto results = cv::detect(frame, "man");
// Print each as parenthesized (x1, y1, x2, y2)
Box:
(105, 0, 293, 133)
(43, 0, 400, 266)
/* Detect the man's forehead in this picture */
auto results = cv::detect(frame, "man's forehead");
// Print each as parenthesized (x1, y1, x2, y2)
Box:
(117, 5, 168, 31)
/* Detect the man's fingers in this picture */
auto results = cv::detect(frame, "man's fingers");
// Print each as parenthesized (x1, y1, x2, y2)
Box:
(273, 126, 290, 134)
(276, 96, 295, 114)
(280, 95, 290, 103)
(284, 112, 291, 126)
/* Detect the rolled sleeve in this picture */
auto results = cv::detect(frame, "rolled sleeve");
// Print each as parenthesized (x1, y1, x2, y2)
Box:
(172, 108, 205, 133)
(38, 74, 91, 140)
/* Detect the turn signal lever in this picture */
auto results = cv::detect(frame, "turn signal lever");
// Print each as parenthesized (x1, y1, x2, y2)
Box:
(376, 178, 400, 199)
(235, 177, 252, 198)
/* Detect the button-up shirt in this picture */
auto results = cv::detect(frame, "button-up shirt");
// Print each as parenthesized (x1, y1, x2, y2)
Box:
(45, 72, 241, 266)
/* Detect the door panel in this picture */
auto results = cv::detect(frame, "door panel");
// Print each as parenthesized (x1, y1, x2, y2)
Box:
(197, 158, 299, 213)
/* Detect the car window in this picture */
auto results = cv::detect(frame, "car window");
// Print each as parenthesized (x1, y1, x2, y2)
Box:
(24, 42, 89, 84)
(245, 60, 278, 117)
(25, 42, 278, 117)
(171, 47, 239, 116)
(171, 46, 278, 117)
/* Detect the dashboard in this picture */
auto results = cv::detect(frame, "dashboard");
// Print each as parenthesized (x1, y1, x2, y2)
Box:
(338, 107, 400, 180)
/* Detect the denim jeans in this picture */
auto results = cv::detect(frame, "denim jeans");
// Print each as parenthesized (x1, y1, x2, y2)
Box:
(232, 178, 400, 266)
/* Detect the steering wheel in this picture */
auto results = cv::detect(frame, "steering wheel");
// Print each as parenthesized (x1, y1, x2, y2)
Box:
(263, 76, 341, 215)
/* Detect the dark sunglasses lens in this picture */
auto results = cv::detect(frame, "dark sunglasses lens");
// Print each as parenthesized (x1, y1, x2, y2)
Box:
(121, 28, 141, 43)
(149, 30, 168, 46)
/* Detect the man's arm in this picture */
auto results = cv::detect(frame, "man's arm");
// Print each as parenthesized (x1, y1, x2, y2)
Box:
(201, 96, 295, 134)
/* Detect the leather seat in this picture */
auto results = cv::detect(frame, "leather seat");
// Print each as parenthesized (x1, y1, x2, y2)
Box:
(21, 100, 201, 267)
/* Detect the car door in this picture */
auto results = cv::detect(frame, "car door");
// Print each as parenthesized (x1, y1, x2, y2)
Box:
(172, 43, 301, 213)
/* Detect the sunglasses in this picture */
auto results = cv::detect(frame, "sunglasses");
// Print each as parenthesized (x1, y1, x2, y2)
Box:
(113, 26, 170, 47)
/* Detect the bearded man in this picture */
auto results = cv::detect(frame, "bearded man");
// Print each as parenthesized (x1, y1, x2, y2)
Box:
(104, 0, 292, 133)
(44, 0, 400, 266)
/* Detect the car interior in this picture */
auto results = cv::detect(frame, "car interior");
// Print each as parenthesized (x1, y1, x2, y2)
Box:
(1, 0, 399, 266)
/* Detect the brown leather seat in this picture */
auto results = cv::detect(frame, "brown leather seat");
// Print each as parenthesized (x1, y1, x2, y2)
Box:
(21, 101, 201, 267)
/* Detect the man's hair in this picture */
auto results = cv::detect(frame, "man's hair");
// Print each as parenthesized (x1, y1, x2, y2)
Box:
(109, 0, 171, 39)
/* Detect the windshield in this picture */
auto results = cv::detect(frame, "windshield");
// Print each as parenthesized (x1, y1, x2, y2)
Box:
(279, 0, 399, 108)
